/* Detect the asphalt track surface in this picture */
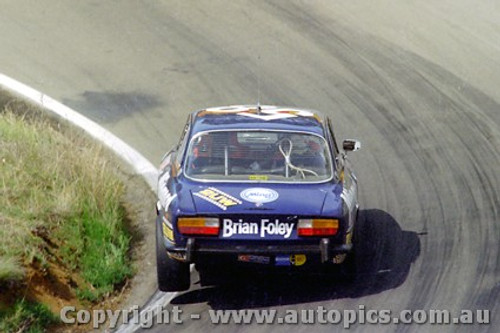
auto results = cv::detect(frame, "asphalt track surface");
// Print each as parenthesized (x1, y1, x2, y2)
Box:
(1, 1, 499, 332)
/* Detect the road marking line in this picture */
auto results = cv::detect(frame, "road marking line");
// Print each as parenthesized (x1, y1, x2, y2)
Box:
(0, 74, 158, 190)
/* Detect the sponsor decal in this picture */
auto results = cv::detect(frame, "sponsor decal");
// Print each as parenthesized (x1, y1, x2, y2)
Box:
(248, 175, 268, 181)
(162, 216, 174, 241)
(194, 187, 242, 210)
(162, 221, 174, 241)
(205, 105, 250, 113)
(222, 218, 293, 239)
(158, 172, 177, 210)
(345, 231, 352, 245)
(341, 181, 357, 228)
(275, 255, 291, 266)
(339, 169, 345, 183)
(290, 254, 307, 266)
(203, 105, 316, 121)
(240, 188, 278, 205)
(238, 254, 271, 265)
(275, 254, 307, 266)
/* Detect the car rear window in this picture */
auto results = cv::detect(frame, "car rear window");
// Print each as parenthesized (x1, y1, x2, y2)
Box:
(184, 130, 333, 183)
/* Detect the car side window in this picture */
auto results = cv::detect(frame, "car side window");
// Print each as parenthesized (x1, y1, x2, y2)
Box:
(175, 115, 191, 167)
(327, 118, 340, 156)
(326, 118, 343, 182)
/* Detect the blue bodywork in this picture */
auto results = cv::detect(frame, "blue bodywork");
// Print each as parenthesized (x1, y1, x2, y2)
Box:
(156, 105, 358, 267)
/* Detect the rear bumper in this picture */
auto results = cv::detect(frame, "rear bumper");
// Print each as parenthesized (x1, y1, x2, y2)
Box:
(166, 237, 352, 264)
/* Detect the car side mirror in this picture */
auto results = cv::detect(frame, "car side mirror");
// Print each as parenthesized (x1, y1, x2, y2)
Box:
(342, 139, 361, 152)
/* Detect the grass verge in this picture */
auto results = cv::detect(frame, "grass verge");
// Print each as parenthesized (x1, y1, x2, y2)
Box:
(0, 300, 58, 333)
(0, 94, 133, 331)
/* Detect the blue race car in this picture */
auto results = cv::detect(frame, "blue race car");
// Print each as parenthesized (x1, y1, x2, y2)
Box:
(156, 105, 361, 291)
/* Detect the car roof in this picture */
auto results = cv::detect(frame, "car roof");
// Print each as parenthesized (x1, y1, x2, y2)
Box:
(190, 105, 326, 136)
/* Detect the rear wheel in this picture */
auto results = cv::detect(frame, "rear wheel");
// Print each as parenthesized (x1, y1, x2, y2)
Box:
(156, 217, 190, 292)
(343, 210, 378, 282)
(350, 209, 405, 292)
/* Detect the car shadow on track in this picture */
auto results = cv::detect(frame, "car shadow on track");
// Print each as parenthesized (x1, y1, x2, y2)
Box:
(171, 209, 420, 310)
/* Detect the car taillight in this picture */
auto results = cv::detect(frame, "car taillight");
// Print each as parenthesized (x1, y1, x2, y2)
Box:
(177, 217, 219, 236)
(297, 219, 339, 236)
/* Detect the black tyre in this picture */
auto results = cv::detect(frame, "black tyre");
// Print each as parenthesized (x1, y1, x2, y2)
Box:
(351, 210, 378, 279)
(156, 217, 190, 292)
(351, 209, 406, 291)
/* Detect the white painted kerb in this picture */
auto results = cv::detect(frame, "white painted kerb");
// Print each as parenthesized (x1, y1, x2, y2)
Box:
(0, 73, 158, 190)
